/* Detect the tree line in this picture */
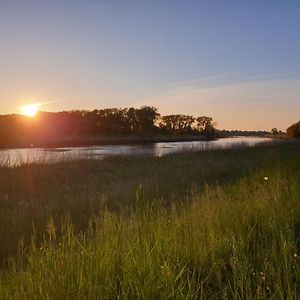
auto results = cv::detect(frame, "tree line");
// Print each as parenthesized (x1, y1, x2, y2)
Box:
(0, 106, 216, 147)
(217, 129, 270, 137)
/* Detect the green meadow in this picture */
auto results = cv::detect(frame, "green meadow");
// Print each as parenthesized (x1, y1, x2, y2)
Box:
(0, 143, 300, 299)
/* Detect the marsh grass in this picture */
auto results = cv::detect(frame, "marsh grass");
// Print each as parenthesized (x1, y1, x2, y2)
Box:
(0, 143, 300, 298)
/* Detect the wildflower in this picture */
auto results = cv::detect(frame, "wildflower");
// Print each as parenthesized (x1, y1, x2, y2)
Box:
(259, 272, 266, 280)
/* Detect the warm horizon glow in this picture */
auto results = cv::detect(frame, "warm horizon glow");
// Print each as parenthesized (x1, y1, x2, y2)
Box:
(1, 2, 300, 130)
(21, 104, 38, 117)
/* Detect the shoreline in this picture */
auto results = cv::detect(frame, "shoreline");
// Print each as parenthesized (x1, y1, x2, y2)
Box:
(0, 134, 284, 150)
(0, 134, 214, 150)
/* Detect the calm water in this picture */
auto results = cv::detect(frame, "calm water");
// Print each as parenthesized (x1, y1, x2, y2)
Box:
(0, 137, 274, 166)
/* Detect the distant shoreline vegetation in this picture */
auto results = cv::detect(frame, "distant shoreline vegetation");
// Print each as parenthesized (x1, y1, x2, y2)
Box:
(0, 106, 271, 148)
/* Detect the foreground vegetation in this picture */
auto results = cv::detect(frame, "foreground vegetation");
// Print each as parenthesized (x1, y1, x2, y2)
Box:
(0, 143, 300, 298)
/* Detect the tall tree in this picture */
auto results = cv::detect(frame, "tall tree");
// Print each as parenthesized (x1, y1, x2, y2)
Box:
(135, 106, 160, 134)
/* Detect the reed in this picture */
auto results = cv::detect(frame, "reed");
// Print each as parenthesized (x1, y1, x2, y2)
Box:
(0, 143, 300, 298)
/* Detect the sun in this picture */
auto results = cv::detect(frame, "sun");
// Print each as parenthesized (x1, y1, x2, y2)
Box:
(21, 104, 38, 117)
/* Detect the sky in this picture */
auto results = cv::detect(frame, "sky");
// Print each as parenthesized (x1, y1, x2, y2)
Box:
(1, 0, 300, 130)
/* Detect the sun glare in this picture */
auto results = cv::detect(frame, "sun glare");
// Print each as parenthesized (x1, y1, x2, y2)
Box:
(21, 104, 38, 117)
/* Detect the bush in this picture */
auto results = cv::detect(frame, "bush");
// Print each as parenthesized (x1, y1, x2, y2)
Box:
(287, 121, 300, 138)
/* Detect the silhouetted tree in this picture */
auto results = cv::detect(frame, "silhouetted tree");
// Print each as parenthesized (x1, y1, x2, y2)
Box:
(271, 128, 279, 135)
(196, 116, 214, 131)
(287, 121, 300, 138)
(160, 115, 195, 134)
(126, 107, 138, 133)
(135, 106, 160, 134)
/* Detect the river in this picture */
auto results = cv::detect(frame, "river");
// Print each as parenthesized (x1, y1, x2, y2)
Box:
(0, 136, 274, 166)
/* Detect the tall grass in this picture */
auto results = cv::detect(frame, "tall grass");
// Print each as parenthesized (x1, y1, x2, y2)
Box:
(0, 143, 300, 298)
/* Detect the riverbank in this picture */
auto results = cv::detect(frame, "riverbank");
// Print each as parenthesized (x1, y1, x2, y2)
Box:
(0, 134, 214, 149)
(0, 136, 286, 167)
(0, 133, 281, 150)
(0, 143, 299, 298)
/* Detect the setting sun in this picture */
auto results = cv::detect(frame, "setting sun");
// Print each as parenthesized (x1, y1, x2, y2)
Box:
(21, 104, 38, 117)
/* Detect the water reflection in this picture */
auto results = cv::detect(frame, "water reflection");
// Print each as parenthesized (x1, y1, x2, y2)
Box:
(0, 137, 273, 167)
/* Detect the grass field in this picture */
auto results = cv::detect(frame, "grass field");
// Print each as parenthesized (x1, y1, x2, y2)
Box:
(0, 143, 300, 299)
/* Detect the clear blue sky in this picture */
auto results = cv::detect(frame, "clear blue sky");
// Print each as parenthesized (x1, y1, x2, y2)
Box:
(1, 0, 300, 130)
